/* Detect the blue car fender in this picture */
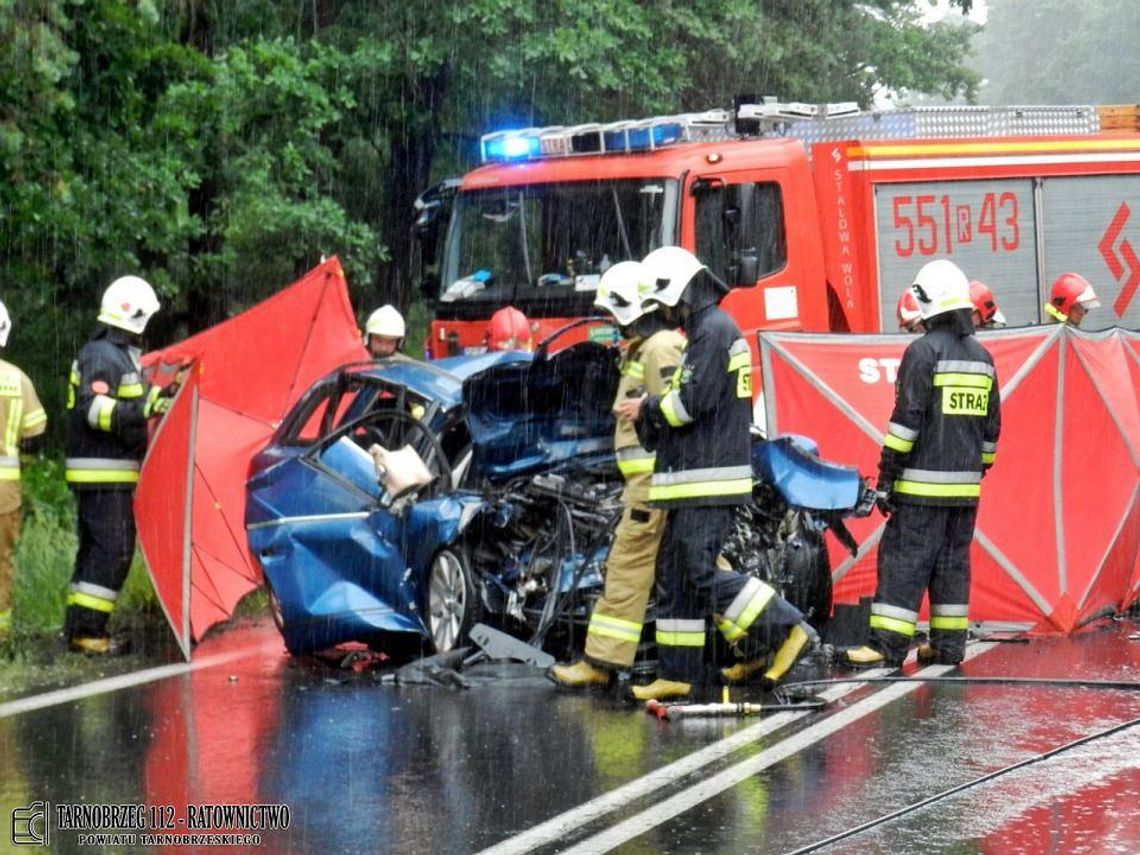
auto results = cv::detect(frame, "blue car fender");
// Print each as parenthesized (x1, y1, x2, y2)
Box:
(402, 493, 491, 580)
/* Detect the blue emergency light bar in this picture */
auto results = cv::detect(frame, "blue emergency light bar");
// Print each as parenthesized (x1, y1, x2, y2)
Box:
(479, 110, 731, 164)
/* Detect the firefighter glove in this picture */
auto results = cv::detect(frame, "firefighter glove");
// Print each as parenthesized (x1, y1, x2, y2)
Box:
(874, 490, 895, 517)
(144, 387, 174, 418)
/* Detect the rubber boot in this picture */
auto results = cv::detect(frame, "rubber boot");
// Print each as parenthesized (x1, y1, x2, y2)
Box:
(548, 659, 611, 689)
(916, 643, 936, 665)
(720, 656, 769, 685)
(843, 645, 885, 668)
(630, 679, 692, 702)
(762, 623, 813, 686)
(69, 635, 130, 656)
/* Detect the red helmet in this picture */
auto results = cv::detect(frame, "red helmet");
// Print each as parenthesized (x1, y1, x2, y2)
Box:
(488, 306, 532, 351)
(968, 280, 1006, 326)
(1048, 272, 1100, 320)
(896, 290, 923, 331)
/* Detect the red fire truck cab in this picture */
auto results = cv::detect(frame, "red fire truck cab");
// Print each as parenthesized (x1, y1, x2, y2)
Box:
(417, 100, 1140, 362)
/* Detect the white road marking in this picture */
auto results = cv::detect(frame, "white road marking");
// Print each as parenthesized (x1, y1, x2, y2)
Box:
(0, 637, 282, 718)
(477, 668, 901, 855)
(560, 644, 996, 855)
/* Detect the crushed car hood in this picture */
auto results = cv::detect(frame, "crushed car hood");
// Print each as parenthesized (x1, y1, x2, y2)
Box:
(463, 342, 620, 483)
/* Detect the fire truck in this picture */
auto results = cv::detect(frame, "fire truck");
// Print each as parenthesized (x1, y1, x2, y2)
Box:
(414, 99, 1140, 359)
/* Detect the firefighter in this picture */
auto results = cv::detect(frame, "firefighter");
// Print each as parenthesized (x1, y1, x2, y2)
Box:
(1044, 273, 1099, 327)
(845, 259, 1001, 668)
(896, 291, 924, 333)
(548, 262, 684, 688)
(969, 280, 1006, 329)
(364, 304, 407, 359)
(0, 301, 47, 639)
(617, 246, 813, 702)
(487, 306, 533, 352)
(64, 276, 168, 655)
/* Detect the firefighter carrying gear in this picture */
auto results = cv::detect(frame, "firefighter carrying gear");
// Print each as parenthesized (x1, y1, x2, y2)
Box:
(850, 259, 1000, 669)
(551, 262, 684, 685)
(64, 284, 163, 648)
(637, 250, 807, 688)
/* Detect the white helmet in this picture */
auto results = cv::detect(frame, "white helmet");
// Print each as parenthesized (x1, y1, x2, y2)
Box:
(910, 259, 972, 321)
(594, 261, 653, 327)
(98, 275, 160, 335)
(0, 300, 10, 348)
(639, 246, 707, 310)
(365, 304, 406, 339)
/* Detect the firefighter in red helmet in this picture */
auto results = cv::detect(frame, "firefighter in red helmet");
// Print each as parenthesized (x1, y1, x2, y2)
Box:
(968, 280, 1007, 329)
(487, 306, 533, 351)
(1045, 273, 1099, 327)
(896, 290, 925, 333)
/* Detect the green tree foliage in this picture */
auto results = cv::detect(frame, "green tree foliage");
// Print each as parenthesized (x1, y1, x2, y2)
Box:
(972, 0, 1140, 105)
(0, 0, 977, 433)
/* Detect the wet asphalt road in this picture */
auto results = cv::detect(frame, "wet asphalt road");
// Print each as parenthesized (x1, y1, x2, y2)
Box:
(3, 616, 1140, 854)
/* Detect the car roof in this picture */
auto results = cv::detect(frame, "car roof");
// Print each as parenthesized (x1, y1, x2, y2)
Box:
(343, 351, 533, 409)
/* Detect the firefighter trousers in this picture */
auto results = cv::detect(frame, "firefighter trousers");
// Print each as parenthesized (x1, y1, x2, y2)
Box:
(584, 503, 665, 670)
(869, 503, 977, 666)
(655, 506, 804, 684)
(64, 488, 136, 640)
(0, 509, 20, 632)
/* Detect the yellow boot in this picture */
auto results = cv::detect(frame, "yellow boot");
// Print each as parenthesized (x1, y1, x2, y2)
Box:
(843, 645, 885, 668)
(630, 679, 692, 702)
(548, 659, 611, 689)
(720, 656, 768, 684)
(763, 623, 813, 685)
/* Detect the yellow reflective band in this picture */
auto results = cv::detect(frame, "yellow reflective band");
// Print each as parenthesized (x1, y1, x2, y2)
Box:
(1044, 302, 1068, 323)
(715, 616, 746, 642)
(622, 361, 645, 379)
(732, 586, 776, 635)
(588, 614, 643, 644)
(893, 479, 980, 498)
(5, 398, 20, 454)
(649, 478, 753, 502)
(982, 452, 996, 465)
(727, 351, 751, 373)
(884, 434, 914, 453)
(869, 613, 917, 637)
(65, 468, 140, 484)
(98, 399, 115, 432)
(0, 609, 9, 629)
(22, 409, 46, 429)
(0, 467, 20, 481)
(117, 382, 144, 398)
(933, 373, 993, 390)
(67, 591, 116, 614)
(661, 390, 687, 428)
(655, 629, 706, 647)
(617, 456, 655, 475)
(929, 615, 969, 631)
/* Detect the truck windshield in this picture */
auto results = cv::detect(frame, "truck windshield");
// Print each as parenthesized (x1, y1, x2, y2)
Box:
(438, 179, 678, 317)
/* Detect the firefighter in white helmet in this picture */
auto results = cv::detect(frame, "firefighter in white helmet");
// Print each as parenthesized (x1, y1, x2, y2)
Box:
(0, 300, 47, 640)
(549, 262, 684, 688)
(364, 304, 407, 359)
(64, 275, 169, 655)
(616, 246, 813, 701)
(845, 259, 1001, 668)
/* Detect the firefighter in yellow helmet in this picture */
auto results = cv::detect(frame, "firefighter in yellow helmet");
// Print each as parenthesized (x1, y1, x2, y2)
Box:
(364, 304, 407, 359)
(617, 247, 814, 701)
(0, 300, 47, 640)
(64, 275, 169, 655)
(845, 259, 1001, 668)
(549, 262, 684, 688)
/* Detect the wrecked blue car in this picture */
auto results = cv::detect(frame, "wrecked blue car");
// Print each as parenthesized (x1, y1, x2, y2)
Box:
(245, 342, 625, 655)
(246, 339, 874, 658)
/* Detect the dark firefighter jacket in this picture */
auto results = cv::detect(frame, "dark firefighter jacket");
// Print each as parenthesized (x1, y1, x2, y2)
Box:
(640, 303, 753, 508)
(879, 316, 1001, 506)
(65, 325, 160, 489)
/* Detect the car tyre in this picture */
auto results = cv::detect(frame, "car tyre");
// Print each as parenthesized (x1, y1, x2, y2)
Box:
(427, 546, 481, 653)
